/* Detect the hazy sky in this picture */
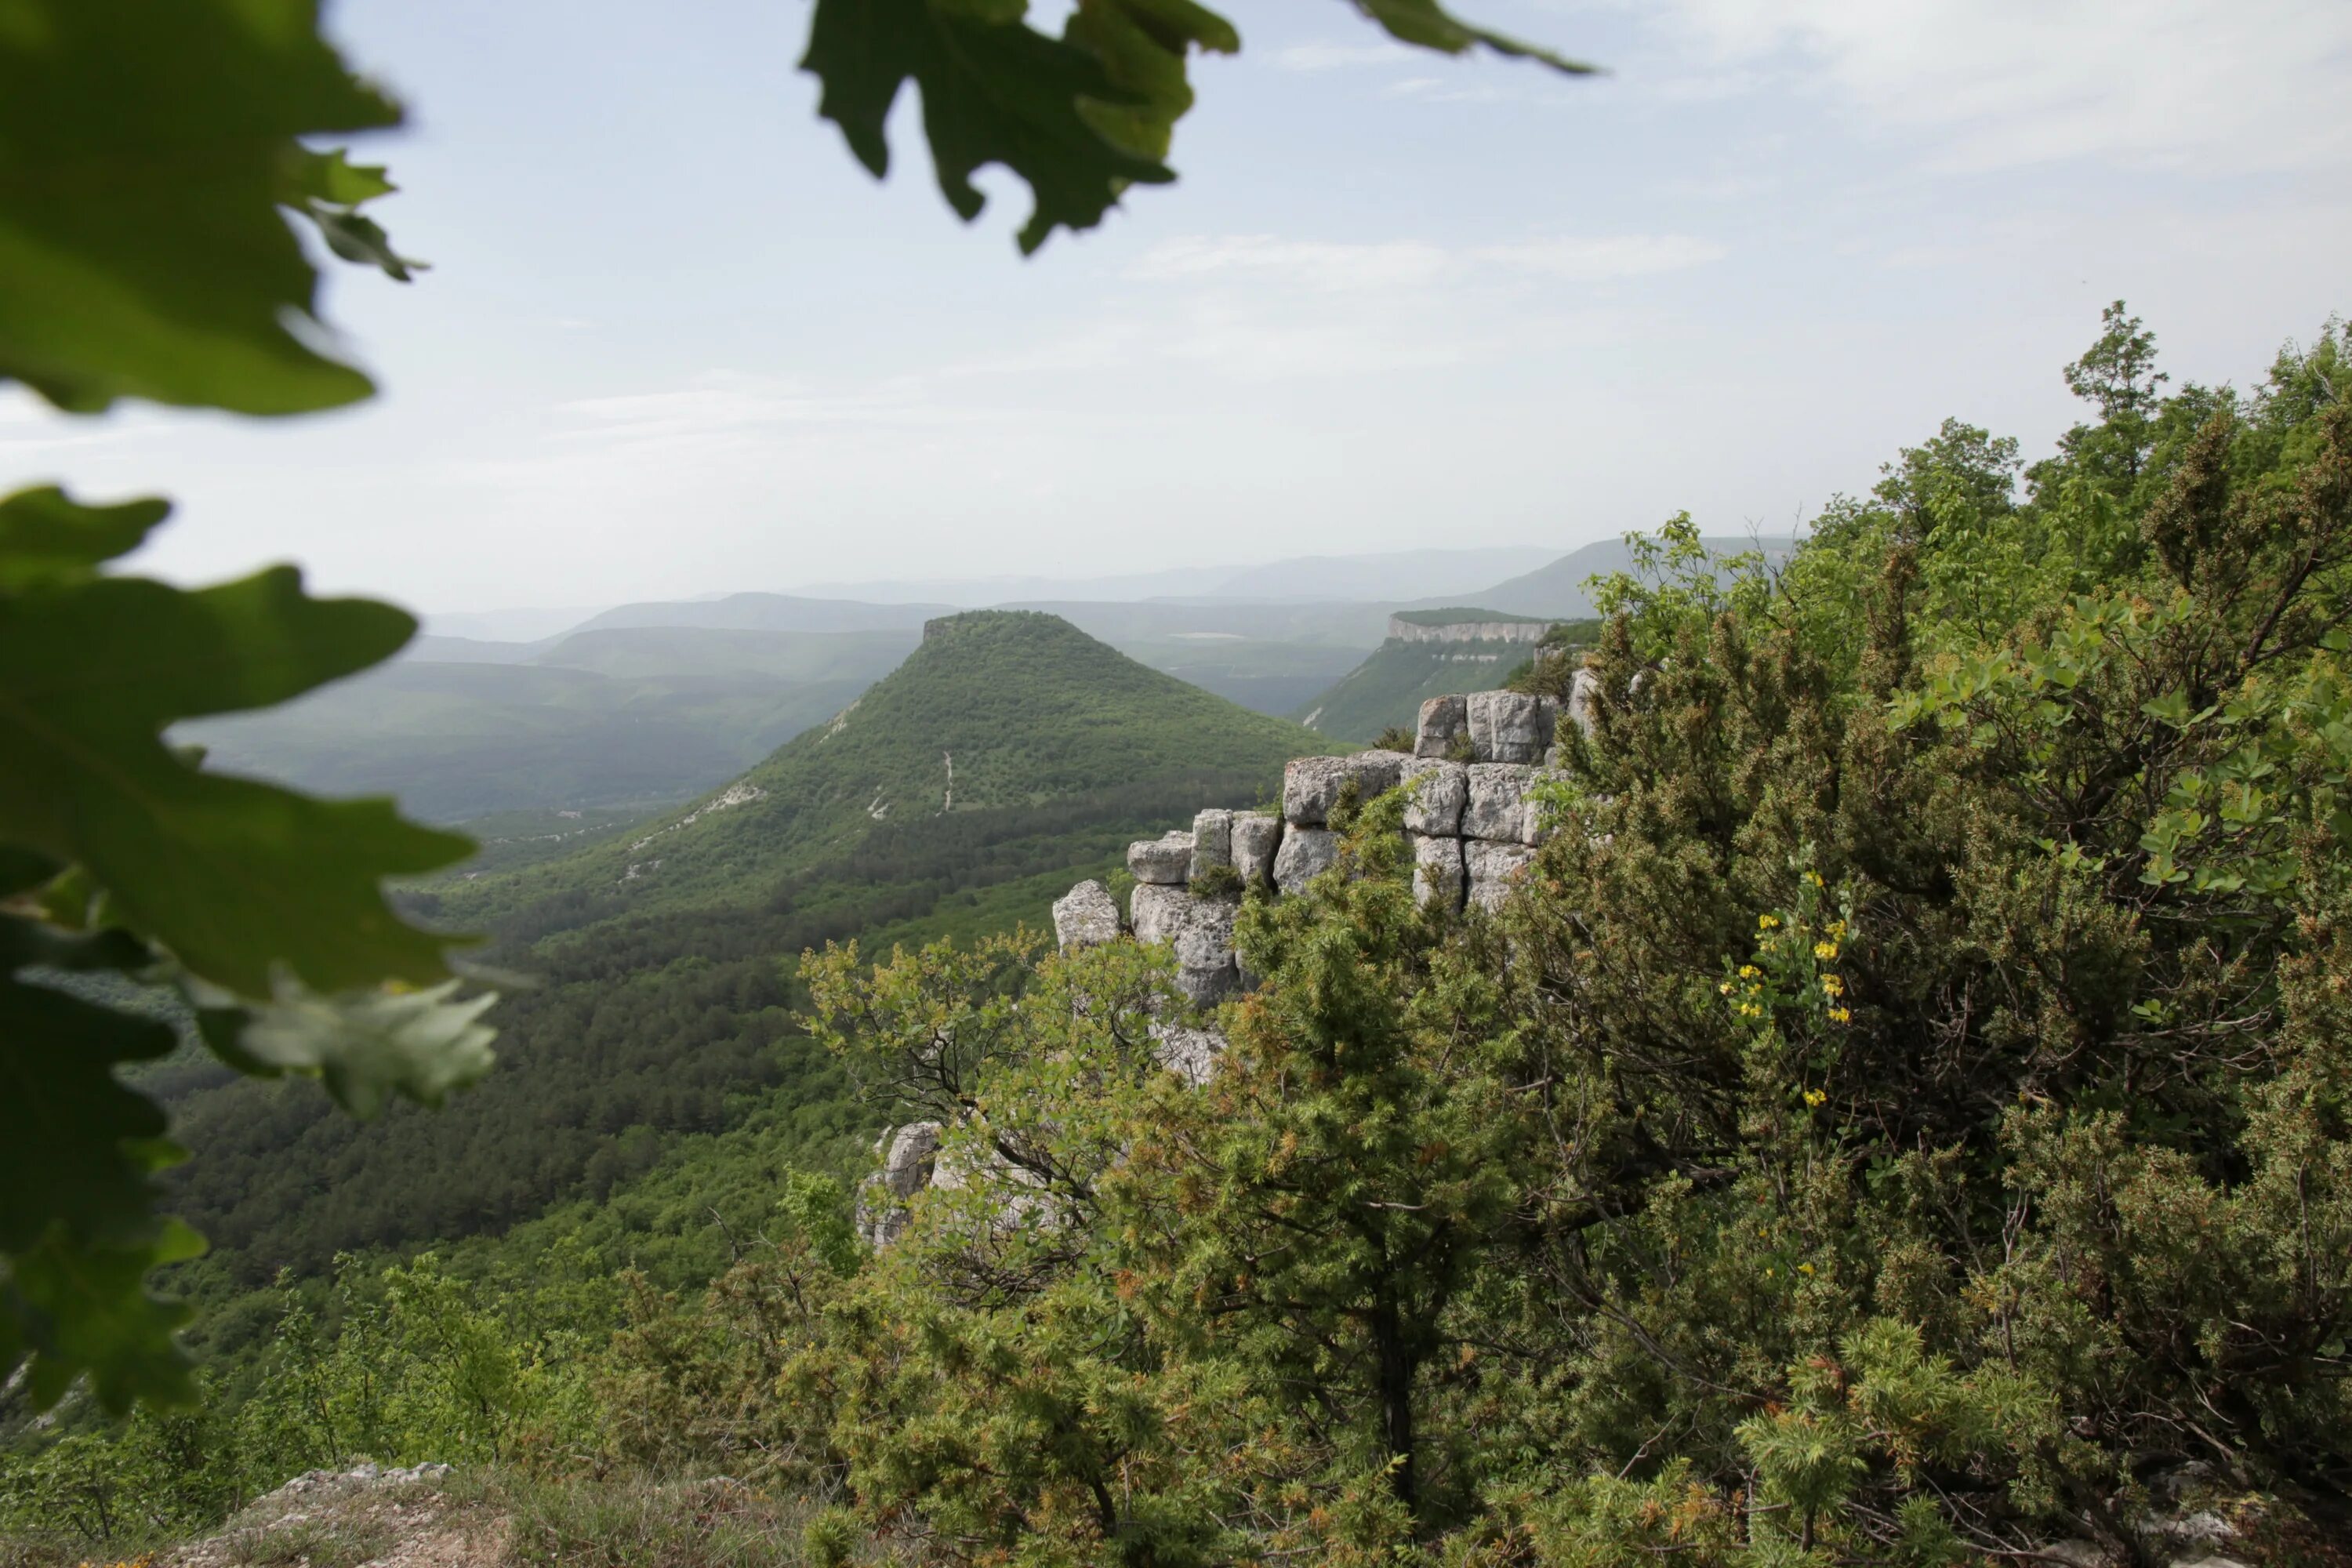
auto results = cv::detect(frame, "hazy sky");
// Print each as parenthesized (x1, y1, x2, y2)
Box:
(6, 0, 2349, 613)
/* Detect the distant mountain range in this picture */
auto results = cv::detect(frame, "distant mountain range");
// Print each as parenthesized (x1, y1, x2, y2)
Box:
(212, 537, 1790, 824)
(1411, 533, 1794, 619)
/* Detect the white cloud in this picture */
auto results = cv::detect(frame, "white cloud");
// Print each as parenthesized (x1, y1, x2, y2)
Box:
(1655, 0, 2352, 174)
(1269, 40, 1417, 71)
(1472, 234, 1727, 279)
(1126, 232, 1724, 290)
(1124, 235, 1454, 290)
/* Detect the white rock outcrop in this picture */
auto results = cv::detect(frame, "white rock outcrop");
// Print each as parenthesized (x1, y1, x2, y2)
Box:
(1463, 763, 1537, 844)
(1466, 840, 1537, 911)
(1414, 694, 1470, 758)
(1127, 829, 1196, 884)
(1273, 826, 1340, 894)
(858, 1122, 943, 1247)
(1400, 757, 1467, 836)
(1467, 691, 1559, 765)
(1189, 808, 1234, 879)
(1051, 879, 1122, 950)
(1411, 832, 1465, 909)
(1232, 811, 1283, 891)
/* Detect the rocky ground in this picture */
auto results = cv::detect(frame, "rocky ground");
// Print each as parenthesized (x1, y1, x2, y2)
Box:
(164, 1465, 504, 1568)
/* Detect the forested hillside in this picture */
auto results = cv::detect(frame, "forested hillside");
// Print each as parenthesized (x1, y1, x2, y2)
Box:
(152, 612, 1321, 1298)
(13, 309, 2349, 1568)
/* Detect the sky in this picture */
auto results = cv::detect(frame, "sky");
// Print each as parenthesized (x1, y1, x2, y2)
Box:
(5, 0, 2350, 615)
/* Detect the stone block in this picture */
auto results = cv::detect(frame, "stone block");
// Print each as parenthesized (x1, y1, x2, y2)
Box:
(1189, 808, 1234, 880)
(1465, 840, 1537, 912)
(1468, 690, 1551, 764)
(1051, 879, 1121, 950)
(1127, 829, 1195, 884)
(1566, 666, 1599, 736)
(1131, 881, 1192, 946)
(1272, 826, 1339, 894)
(1399, 757, 1467, 836)
(1283, 751, 1410, 826)
(1410, 833, 1465, 911)
(1151, 1022, 1226, 1085)
(1231, 811, 1282, 891)
(1463, 762, 1535, 842)
(1414, 694, 1468, 757)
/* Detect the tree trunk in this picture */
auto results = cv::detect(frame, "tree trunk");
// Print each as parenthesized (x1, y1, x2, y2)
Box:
(1373, 1285, 1417, 1515)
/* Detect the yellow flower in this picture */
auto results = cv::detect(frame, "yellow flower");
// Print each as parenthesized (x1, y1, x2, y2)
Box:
(1826, 919, 1847, 938)
(1813, 941, 1838, 960)
(1719, 980, 1735, 994)
(1820, 974, 1845, 997)
(1802, 1088, 1826, 1107)
(1829, 1006, 1852, 1024)
(1758, 913, 1780, 930)
(1805, 870, 1824, 887)
(1798, 1262, 1816, 1276)
(1737, 964, 1760, 979)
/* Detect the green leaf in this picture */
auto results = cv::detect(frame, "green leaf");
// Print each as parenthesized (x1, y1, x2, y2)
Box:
(2, 1219, 201, 1412)
(0, 568, 474, 994)
(1348, 0, 1599, 72)
(803, 0, 1181, 253)
(282, 147, 427, 283)
(198, 976, 497, 1119)
(0, 0, 401, 413)
(1067, 0, 1242, 163)
(0, 961, 180, 1255)
(0, 485, 169, 587)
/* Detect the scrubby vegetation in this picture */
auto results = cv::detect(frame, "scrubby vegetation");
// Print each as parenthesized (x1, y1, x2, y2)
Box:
(14, 310, 2352, 1566)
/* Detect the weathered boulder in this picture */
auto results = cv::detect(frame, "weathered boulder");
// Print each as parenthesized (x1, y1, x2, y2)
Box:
(1150, 1022, 1225, 1086)
(1468, 691, 1557, 764)
(1171, 897, 1236, 975)
(1414, 694, 1469, 757)
(1051, 878, 1121, 949)
(858, 1122, 942, 1247)
(1189, 808, 1234, 880)
(1283, 751, 1407, 826)
(1127, 829, 1195, 884)
(1410, 833, 1465, 910)
(1131, 884, 1240, 1006)
(1282, 756, 1350, 826)
(1400, 756, 1467, 836)
(1231, 811, 1282, 891)
(1131, 881, 1194, 946)
(1566, 666, 1599, 736)
(1463, 762, 1535, 842)
(1465, 840, 1537, 911)
(1273, 826, 1339, 894)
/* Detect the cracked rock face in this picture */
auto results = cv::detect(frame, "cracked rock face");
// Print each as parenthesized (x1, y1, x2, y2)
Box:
(1463, 762, 1536, 843)
(1415, 694, 1469, 758)
(1282, 752, 1407, 826)
(1231, 811, 1282, 891)
(1131, 884, 1241, 1007)
(1272, 826, 1339, 894)
(1150, 1022, 1225, 1086)
(1466, 840, 1537, 911)
(1051, 878, 1122, 950)
(1127, 829, 1195, 884)
(858, 1122, 944, 1247)
(1410, 832, 1465, 910)
(1467, 691, 1558, 764)
(1400, 757, 1467, 837)
(1190, 808, 1234, 880)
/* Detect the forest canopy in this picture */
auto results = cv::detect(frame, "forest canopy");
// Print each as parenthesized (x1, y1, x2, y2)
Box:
(14, 307, 2351, 1566)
